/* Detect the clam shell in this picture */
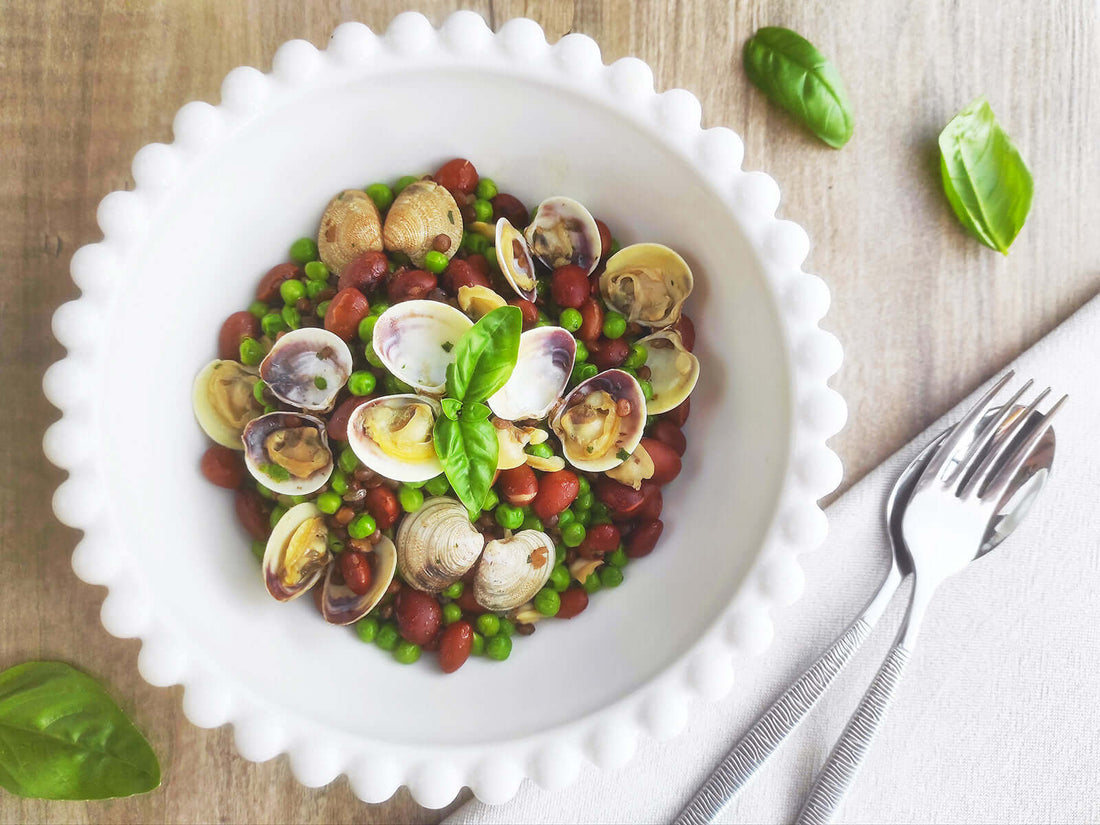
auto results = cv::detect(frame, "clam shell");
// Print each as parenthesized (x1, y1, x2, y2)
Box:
(495, 218, 537, 301)
(263, 503, 331, 601)
(192, 359, 262, 449)
(637, 329, 700, 414)
(346, 394, 443, 483)
(396, 496, 485, 593)
(599, 243, 693, 328)
(550, 369, 646, 472)
(495, 421, 549, 470)
(382, 180, 463, 267)
(457, 285, 507, 320)
(488, 327, 576, 421)
(259, 328, 352, 412)
(524, 197, 602, 276)
(372, 300, 472, 394)
(318, 189, 383, 274)
(242, 412, 334, 495)
(320, 535, 397, 625)
(605, 442, 654, 490)
(473, 530, 555, 612)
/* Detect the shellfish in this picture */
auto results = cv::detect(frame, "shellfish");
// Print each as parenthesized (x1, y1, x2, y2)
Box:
(396, 496, 486, 593)
(550, 370, 647, 472)
(242, 412, 334, 495)
(346, 394, 444, 483)
(192, 359, 262, 449)
(473, 530, 556, 612)
(259, 328, 353, 412)
(599, 243, 693, 328)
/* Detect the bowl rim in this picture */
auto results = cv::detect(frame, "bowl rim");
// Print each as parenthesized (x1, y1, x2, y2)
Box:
(42, 10, 846, 809)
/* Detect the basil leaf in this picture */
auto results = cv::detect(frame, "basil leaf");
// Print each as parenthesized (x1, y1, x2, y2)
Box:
(938, 97, 1033, 254)
(433, 415, 499, 519)
(0, 661, 160, 800)
(448, 305, 522, 403)
(461, 401, 491, 422)
(743, 27, 854, 149)
(441, 397, 462, 420)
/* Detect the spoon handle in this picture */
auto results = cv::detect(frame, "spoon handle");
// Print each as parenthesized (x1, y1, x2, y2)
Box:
(794, 642, 912, 825)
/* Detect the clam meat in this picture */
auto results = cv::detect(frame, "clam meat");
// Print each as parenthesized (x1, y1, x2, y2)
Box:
(636, 328, 699, 415)
(495, 218, 538, 301)
(599, 242, 693, 328)
(242, 412, 334, 495)
(524, 197, 602, 275)
(550, 369, 646, 472)
(347, 394, 443, 483)
(263, 503, 332, 601)
(192, 359, 262, 449)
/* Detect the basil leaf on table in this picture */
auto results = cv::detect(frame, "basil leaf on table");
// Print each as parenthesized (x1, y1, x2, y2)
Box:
(447, 305, 522, 402)
(433, 415, 499, 519)
(743, 26, 854, 149)
(938, 96, 1033, 254)
(0, 661, 160, 800)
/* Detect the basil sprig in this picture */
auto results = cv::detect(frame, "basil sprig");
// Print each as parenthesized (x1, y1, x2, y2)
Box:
(0, 661, 161, 800)
(938, 97, 1033, 254)
(743, 27, 854, 149)
(434, 305, 522, 519)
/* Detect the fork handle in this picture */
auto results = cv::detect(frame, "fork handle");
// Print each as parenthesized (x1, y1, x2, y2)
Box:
(794, 643, 912, 825)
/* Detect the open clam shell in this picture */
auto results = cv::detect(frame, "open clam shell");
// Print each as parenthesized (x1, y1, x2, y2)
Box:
(396, 496, 486, 593)
(242, 412, 334, 495)
(346, 394, 444, 483)
(473, 530, 556, 612)
(495, 218, 538, 301)
(372, 300, 472, 395)
(259, 328, 352, 412)
(550, 369, 646, 472)
(495, 420, 550, 470)
(524, 197, 602, 275)
(638, 329, 700, 415)
(599, 242, 693, 328)
(488, 327, 576, 421)
(263, 503, 331, 602)
(320, 535, 397, 625)
(192, 359, 262, 449)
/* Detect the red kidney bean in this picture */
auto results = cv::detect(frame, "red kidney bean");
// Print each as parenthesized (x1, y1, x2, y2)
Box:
(674, 314, 696, 351)
(650, 420, 687, 456)
(556, 588, 589, 619)
(387, 269, 437, 303)
(491, 193, 529, 228)
(217, 311, 260, 361)
(532, 470, 580, 520)
(665, 398, 691, 427)
(640, 437, 682, 485)
(550, 265, 589, 309)
(234, 489, 269, 541)
(594, 219, 612, 258)
(442, 258, 491, 294)
(365, 486, 400, 529)
(498, 465, 538, 507)
(577, 298, 604, 343)
(395, 589, 443, 645)
(467, 253, 490, 277)
(455, 588, 484, 614)
(509, 299, 539, 329)
(438, 620, 474, 673)
(626, 519, 663, 558)
(595, 478, 646, 516)
(201, 446, 245, 489)
(434, 158, 479, 195)
(324, 287, 370, 340)
(578, 523, 620, 558)
(256, 262, 301, 302)
(589, 337, 629, 370)
(327, 395, 368, 441)
(637, 482, 663, 521)
(338, 250, 389, 294)
(340, 551, 372, 596)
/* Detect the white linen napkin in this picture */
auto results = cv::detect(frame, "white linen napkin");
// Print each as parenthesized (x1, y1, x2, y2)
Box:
(447, 294, 1100, 824)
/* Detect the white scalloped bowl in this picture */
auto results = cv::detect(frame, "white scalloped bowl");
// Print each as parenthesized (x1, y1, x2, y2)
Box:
(43, 12, 845, 809)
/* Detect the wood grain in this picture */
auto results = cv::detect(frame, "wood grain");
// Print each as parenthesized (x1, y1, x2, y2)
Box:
(1, 1, 1096, 822)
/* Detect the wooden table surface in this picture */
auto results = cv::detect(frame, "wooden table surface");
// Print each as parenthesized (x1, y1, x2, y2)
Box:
(3, 1, 1097, 822)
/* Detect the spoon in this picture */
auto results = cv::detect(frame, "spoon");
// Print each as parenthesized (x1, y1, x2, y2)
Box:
(673, 406, 1055, 825)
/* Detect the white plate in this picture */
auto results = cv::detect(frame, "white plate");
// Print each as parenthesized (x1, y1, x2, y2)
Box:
(43, 12, 845, 809)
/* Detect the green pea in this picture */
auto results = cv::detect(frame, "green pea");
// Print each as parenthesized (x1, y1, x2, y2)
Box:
(289, 237, 318, 264)
(423, 250, 449, 274)
(521, 512, 543, 531)
(250, 540, 266, 562)
(485, 246, 499, 271)
(583, 573, 603, 594)
(472, 198, 494, 223)
(476, 178, 498, 200)
(624, 343, 648, 370)
(607, 547, 628, 568)
(316, 300, 331, 318)
(256, 484, 277, 500)
(304, 260, 330, 282)
(280, 278, 306, 306)
(260, 312, 284, 338)
(399, 484, 424, 513)
(304, 279, 325, 300)
(329, 470, 349, 495)
(609, 238, 621, 256)
(366, 182, 395, 211)
(316, 491, 342, 514)
(578, 363, 598, 381)
(375, 623, 399, 651)
(559, 308, 583, 332)
(442, 603, 462, 625)
(576, 476, 591, 497)
(477, 614, 500, 637)
(498, 618, 515, 637)
(290, 494, 309, 506)
(371, 299, 390, 316)
(327, 533, 345, 554)
(394, 175, 419, 194)
(364, 343, 384, 368)
(486, 634, 511, 661)
(355, 617, 379, 644)
(442, 581, 464, 600)
(646, 414, 657, 429)
(600, 566, 624, 588)
(268, 504, 287, 529)
(574, 341, 589, 363)
(425, 475, 450, 497)
(248, 300, 268, 319)
(481, 488, 499, 511)
(574, 508, 592, 527)
(358, 315, 379, 342)
(639, 379, 654, 401)
(384, 374, 413, 395)
(536, 278, 551, 301)
(557, 509, 575, 528)
(562, 522, 586, 547)
(525, 442, 554, 459)
(470, 632, 486, 656)
(263, 404, 277, 414)
(338, 447, 359, 474)
(348, 513, 377, 540)
(591, 502, 612, 523)
(536, 312, 554, 328)
(281, 305, 300, 330)
(239, 337, 264, 366)
(348, 370, 377, 396)
(549, 564, 570, 593)
(534, 588, 561, 616)
(574, 491, 594, 512)
(602, 311, 627, 339)
(495, 503, 524, 530)
(466, 234, 490, 255)
(555, 544, 567, 566)
(251, 380, 267, 405)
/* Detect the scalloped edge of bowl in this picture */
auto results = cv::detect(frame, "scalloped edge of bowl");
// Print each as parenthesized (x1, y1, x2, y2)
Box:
(42, 10, 846, 809)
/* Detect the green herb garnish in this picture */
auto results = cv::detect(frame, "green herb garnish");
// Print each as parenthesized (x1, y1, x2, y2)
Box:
(617, 449, 631, 461)
(314, 375, 328, 390)
(260, 463, 291, 482)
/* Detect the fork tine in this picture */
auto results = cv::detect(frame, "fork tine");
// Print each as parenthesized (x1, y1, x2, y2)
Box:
(917, 371, 1015, 485)
(978, 394, 1067, 504)
(945, 379, 1034, 486)
(957, 385, 1049, 497)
